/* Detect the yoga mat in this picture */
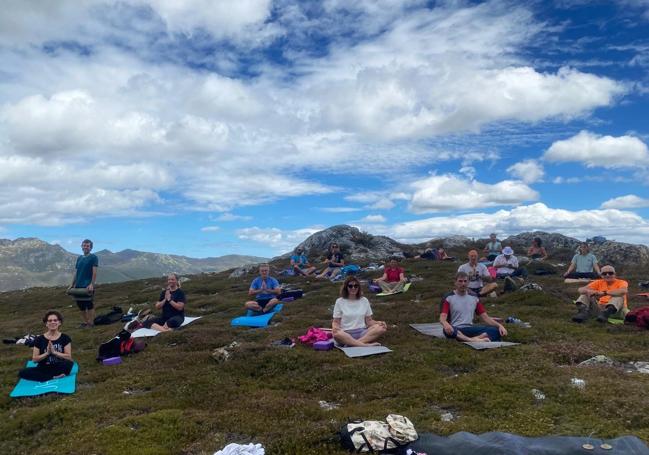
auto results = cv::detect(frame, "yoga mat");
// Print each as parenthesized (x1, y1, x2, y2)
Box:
(231, 304, 284, 328)
(131, 316, 202, 338)
(564, 278, 592, 284)
(376, 282, 412, 296)
(10, 361, 79, 398)
(337, 345, 392, 358)
(410, 323, 519, 350)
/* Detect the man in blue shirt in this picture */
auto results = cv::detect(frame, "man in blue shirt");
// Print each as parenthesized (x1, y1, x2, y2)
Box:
(290, 247, 316, 276)
(68, 239, 99, 328)
(245, 264, 281, 313)
(563, 242, 601, 279)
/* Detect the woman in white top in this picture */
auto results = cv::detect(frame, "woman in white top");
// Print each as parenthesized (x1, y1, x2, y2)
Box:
(332, 276, 387, 347)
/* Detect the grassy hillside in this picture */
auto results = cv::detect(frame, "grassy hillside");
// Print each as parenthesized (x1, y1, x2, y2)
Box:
(1, 260, 649, 454)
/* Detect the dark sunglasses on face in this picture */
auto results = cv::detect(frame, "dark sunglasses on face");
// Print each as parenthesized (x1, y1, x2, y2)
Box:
(347, 284, 359, 289)
(601, 272, 615, 276)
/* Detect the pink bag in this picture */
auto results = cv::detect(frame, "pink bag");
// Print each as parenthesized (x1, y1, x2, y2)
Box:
(298, 327, 332, 345)
(488, 266, 497, 279)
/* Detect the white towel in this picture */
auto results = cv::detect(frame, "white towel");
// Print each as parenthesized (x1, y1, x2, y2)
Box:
(214, 443, 265, 455)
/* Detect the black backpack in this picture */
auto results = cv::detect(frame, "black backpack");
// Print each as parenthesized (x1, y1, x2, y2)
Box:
(94, 306, 124, 326)
(97, 330, 145, 360)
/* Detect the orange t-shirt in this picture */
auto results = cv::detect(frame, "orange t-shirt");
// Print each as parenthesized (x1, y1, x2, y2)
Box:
(587, 279, 628, 307)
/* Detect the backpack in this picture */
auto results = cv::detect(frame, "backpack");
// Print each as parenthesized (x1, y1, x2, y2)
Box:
(341, 265, 361, 276)
(625, 306, 649, 329)
(340, 414, 418, 453)
(97, 330, 146, 360)
(94, 306, 124, 326)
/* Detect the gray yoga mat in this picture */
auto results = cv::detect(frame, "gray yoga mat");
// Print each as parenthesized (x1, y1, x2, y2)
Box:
(410, 323, 519, 350)
(337, 346, 392, 358)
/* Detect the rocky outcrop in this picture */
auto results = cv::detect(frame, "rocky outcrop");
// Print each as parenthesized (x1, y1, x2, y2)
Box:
(285, 225, 415, 261)
(590, 241, 649, 268)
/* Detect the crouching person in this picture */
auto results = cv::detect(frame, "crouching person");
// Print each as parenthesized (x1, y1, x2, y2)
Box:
(572, 265, 628, 323)
(440, 272, 507, 342)
(333, 276, 387, 347)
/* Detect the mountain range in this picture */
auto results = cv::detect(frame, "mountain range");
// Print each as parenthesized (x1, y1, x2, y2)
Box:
(0, 238, 267, 292)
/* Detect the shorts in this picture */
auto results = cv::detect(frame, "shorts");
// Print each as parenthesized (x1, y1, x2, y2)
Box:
(143, 315, 184, 329)
(76, 299, 94, 311)
(345, 328, 368, 339)
(256, 298, 273, 309)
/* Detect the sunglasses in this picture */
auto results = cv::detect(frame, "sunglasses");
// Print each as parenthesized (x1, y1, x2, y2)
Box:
(601, 271, 615, 276)
(347, 284, 359, 289)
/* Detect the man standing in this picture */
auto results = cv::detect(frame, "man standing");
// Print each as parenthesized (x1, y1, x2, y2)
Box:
(245, 264, 281, 313)
(458, 250, 498, 297)
(374, 257, 407, 294)
(564, 242, 600, 279)
(572, 265, 628, 323)
(440, 272, 507, 342)
(69, 239, 98, 328)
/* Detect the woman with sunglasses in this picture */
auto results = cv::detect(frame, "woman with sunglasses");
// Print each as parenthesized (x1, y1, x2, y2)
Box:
(332, 276, 387, 347)
(18, 310, 73, 382)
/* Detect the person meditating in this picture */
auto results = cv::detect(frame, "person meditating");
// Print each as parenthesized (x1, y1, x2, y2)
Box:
(145, 273, 186, 332)
(18, 311, 73, 382)
(483, 233, 502, 261)
(564, 242, 600, 279)
(290, 247, 316, 276)
(458, 250, 498, 297)
(527, 237, 548, 260)
(440, 272, 507, 342)
(572, 265, 628, 323)
(245, 263, 281, 313)
(316, 243, 345, 279)
(373, 257, 407, 294)
(332, 276, 387, 347)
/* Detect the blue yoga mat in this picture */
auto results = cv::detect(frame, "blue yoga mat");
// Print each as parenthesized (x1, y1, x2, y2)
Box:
(231, 304, 284, 328)
(10, 361, 79, 398)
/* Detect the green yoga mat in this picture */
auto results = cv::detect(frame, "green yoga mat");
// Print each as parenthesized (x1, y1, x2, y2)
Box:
(376, 282, 411, 296)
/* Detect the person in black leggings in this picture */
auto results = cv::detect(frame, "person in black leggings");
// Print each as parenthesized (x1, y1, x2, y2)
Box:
(145, 273, 186, 332)
(19, 310, 73, 382)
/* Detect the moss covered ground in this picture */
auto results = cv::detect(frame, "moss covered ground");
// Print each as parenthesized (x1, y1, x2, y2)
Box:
(1, 255, 649, 454)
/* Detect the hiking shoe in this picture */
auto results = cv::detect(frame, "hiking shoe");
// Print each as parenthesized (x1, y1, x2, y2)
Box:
(136, 308, 151, 322)
(572, 305, 589, 323)
(596, 307, 617, 323)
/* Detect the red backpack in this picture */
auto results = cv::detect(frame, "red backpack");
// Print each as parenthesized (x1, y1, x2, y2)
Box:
(625, 306, 649, 329)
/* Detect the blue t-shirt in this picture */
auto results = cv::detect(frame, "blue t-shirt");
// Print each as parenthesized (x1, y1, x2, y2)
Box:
(250, 276, 280, 301)
(291, 254, 308, 267)
(75, 253, 98, 288)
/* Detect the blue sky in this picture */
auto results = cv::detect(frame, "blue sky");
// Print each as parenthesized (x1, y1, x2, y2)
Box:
(1, 0, 648, 258)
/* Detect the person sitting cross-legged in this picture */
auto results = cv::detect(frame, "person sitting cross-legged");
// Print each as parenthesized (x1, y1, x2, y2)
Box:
(316, 243, 345, 279)
(332, 276, 387, 347)
(245, 264, 281, 313)
(572, 265, 628, 323)
(493, 247, 527, 280)
(373, 257, 407, 294)
(440, 272, 508, 342)
(483, 233, 502, 262)
(290, 247, 316, 276)
(564, 242, 600, 279)
(457, 250, 498, 297)
(527, 237, 548, 260)
(18, 311, 73, 382)
(145, 273, 186, 332)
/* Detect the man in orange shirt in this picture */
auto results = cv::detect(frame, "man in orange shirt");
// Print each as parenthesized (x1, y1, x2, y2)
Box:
(572, 265, 628, 323)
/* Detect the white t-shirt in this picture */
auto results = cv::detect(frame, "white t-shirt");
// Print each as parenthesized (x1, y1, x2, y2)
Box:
(333, 296, 373, 331)
(458, 262, 490, 289)
(493, 254, 519, 275)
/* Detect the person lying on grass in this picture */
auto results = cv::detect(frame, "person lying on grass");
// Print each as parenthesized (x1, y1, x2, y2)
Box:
(373, 257, 407, 294)
(458, 250, 498, 297)
(144, 273, 187, 332)
(440, 272, 507, 342)
(572, 265, 628, 323)
(290, 247, 316, 276)
(18, 310, 73, 382)
(245, 263, 281, 313)
(332, 276, 387, 347)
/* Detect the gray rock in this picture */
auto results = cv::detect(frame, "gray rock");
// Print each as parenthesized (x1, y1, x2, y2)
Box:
(578, 355, 616, 367)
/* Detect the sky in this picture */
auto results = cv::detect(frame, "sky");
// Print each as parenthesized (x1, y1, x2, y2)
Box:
(1, 0, 648, 258)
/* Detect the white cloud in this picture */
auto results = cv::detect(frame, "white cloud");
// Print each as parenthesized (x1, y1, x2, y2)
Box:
(601, 194, 649, 209)
(408, 174, 538, 213)
(213, 213, 253, 221)
(200, 226, 220, 232)
(236, 226, 324, 253)
(544, 130, 649, 168)
(379, 203, 649, 245)
(507, 159, 544, 183)
(359, 214, 387, 223)
(345, 191, 410, 211)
